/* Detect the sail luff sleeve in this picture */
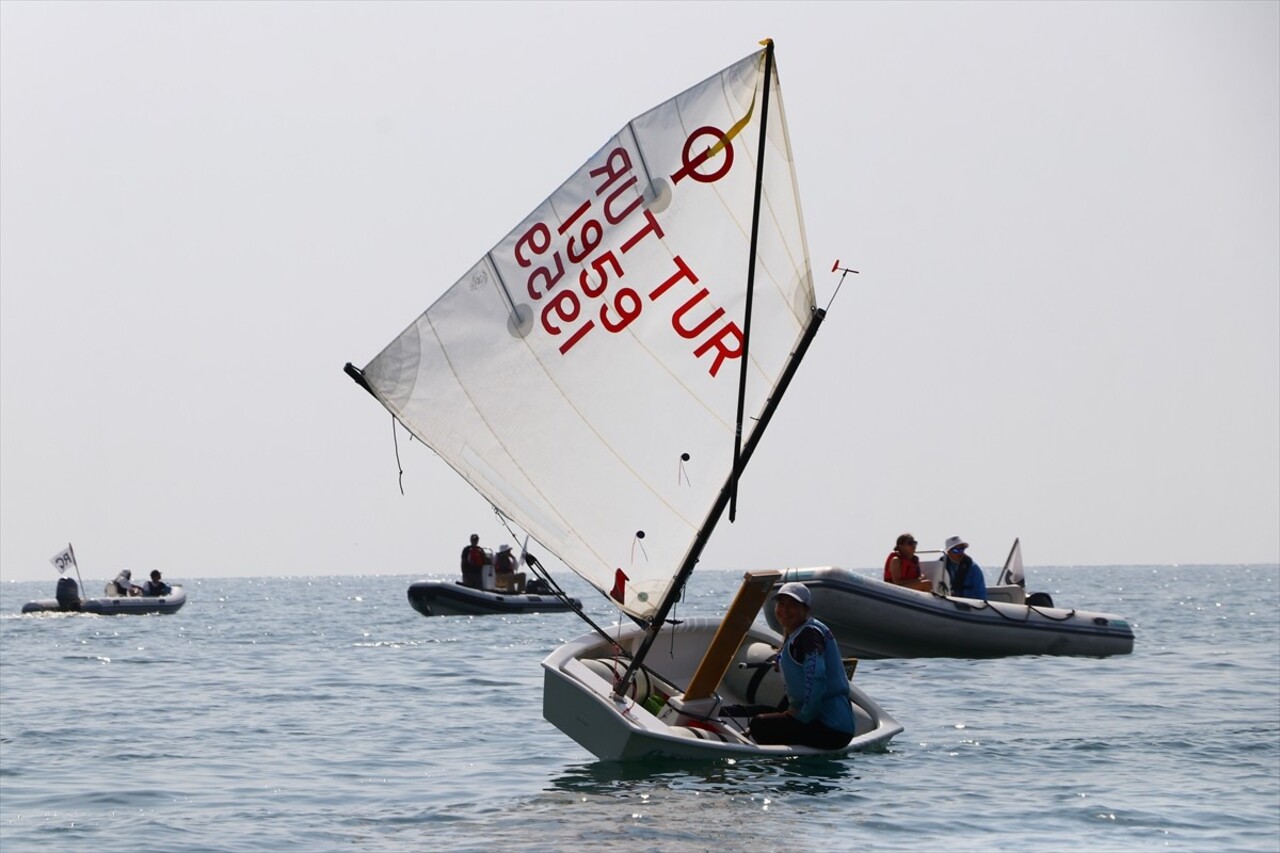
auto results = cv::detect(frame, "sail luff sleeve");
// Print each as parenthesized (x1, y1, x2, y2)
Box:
(730, 40, 775, 524)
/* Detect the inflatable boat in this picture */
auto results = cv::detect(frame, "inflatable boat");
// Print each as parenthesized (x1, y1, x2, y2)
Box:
(22, 577, 187, 615)
(768, 563, 1133, 659)
(407, 580, 580, 617)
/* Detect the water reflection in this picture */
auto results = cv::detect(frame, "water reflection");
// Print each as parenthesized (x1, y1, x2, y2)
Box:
(547, 754, 859, 798)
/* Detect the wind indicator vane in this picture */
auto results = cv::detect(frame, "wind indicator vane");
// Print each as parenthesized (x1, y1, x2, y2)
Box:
(829, 259, 860, 307)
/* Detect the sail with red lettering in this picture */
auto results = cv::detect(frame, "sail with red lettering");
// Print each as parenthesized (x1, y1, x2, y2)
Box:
(348, 45, 814, 621)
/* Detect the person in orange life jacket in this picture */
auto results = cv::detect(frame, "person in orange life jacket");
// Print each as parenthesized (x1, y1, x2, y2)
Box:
(884, 532, 931, 591)
(748, 583, 855, 750)
(460, 534, 486, 589)
(943, 535, 987, 599)
(493, 543, 526, 593)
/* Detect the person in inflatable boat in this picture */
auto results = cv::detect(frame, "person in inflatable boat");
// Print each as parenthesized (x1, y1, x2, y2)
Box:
(943, 535, 987, 600)
(143, 570, 172, 597)
(493, 544, 526, 593)
(460, 534, 486, 589)
(748, 583, 855, 750)
(884, 532, 932, 591)
(113, 569, 141, 597)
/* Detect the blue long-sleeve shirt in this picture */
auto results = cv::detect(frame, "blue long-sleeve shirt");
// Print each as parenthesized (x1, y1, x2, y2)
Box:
(946, 555, 987, 599)
(777, 617, 855, 734)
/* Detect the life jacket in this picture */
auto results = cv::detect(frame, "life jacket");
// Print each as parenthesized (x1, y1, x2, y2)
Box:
(466, 545, 486, 567)
(778, 618, 855, 734)
(947, 554, 982, 598)
(883, 551, 921, 583)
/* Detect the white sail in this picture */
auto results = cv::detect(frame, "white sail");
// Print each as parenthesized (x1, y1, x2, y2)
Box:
(356, 46, 814, 620)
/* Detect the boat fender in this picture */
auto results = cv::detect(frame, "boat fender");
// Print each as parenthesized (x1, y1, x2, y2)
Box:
(581, 658, 653, 702)
(726, 642, 786, 708)
(1026, 592, 1054, 608)
(734, 642, 777, 704)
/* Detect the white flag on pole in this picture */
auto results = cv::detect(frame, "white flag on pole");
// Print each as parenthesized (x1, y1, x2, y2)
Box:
(1002, 538, 1025, 586)
(50, 545, 77, 575)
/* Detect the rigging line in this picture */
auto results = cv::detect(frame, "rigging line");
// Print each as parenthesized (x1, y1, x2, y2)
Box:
(487, 511, 649, 641)
(522, 551, 630, 641)
(631, 533, 648, 564)
(391, 415, 405, 496)
(345, 364, 409, 496)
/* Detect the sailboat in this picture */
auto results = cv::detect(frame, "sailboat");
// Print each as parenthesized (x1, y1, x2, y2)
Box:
(345, 41, 901, 760)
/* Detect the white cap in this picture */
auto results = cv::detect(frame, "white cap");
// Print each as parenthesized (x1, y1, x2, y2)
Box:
(497, 544, 511, 553)
(774, 582, 811, 606)
(945, 536, 969, 552)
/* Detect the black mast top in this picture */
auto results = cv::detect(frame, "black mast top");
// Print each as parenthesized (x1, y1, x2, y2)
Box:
(729, 39, 775, 525)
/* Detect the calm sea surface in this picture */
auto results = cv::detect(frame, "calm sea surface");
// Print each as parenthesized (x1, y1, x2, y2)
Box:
(2, 564, 1277, 852)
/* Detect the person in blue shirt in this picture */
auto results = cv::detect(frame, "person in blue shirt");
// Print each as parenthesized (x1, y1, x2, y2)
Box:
(943, 535, 987, 599)
(748, 583, 855, 750)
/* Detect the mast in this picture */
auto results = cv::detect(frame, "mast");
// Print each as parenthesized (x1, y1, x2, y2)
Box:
(729, 39, 774, 525)
(617, 304, 825, 694)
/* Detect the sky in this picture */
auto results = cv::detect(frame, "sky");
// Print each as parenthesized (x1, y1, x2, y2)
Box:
(1, 1, 1276, 584)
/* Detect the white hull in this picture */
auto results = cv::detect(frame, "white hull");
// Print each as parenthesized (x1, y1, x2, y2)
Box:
(542, 617, 902, 761)
(769, 568, 1133, 659)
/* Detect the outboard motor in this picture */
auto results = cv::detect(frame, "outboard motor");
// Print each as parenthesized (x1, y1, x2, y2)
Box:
(55, 577, 82, 611)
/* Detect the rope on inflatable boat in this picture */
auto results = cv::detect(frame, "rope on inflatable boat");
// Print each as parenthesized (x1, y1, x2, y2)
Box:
(950, 597, 1079, 623)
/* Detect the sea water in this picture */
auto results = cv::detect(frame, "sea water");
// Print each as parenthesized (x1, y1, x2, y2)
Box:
(1, 565, 1277, 852)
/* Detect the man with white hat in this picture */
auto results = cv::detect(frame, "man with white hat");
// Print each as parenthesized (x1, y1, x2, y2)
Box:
(943, 536, 987, 600)
(747, 582, 855, 750)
